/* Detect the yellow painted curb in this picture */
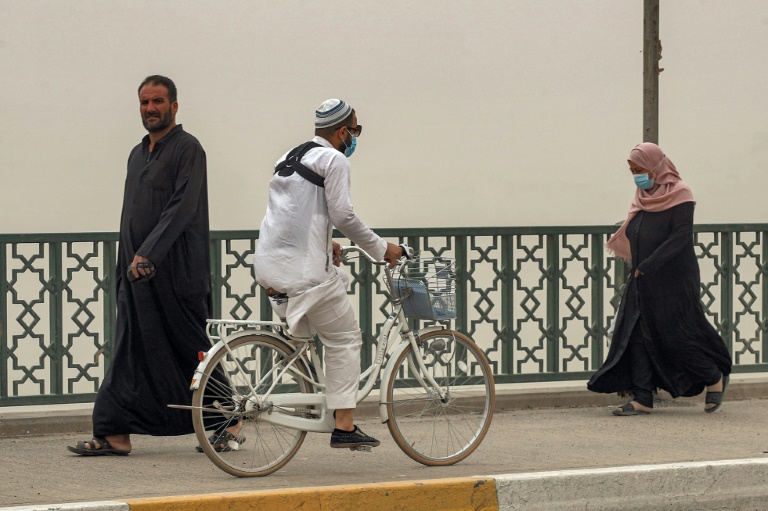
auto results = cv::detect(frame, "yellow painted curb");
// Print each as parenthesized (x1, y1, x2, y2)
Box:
(125, 477, 498, 511)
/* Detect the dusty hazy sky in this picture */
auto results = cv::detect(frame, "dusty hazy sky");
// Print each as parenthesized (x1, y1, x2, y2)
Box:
(1, 0, 766, 234)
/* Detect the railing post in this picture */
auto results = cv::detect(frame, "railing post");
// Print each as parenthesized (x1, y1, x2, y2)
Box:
(455, 235, 468, 335)
(102, 240, 117, 368)
(406, 235, 421, 333)
(0, 241, 7, 401)
(49, 242, 63, 397)
(615, 259, 627, 291)
(258, 232, 273, 321)
(591, 234, 605, 369)
(210, 237, 222, 320)
(406, 235, 420, 257)
(763, 231, 768, 364)
(210, 237, 224, 318)
(359, 255, 374, 367)
(546, 234, 560, 373)
(721, 231, 734, 351)
(501, 234, 514, 376)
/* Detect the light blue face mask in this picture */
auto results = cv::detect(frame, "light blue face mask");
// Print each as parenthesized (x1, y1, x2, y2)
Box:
(631, 154, 664, 190)
(343, 135, 357, 158)
(633, 173, 654, 190)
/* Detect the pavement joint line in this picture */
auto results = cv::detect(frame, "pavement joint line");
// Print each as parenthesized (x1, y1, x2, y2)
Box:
(0, 502, 128, 511)
(489, 456, 768, 480)
(493, 457, 768, 511)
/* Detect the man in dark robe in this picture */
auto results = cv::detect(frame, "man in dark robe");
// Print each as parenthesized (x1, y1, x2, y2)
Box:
(68, 75, 218, 455)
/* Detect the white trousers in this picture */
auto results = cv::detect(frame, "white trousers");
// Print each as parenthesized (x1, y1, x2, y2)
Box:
(308, 305, 361, 410)
(274, 273, 362, 410)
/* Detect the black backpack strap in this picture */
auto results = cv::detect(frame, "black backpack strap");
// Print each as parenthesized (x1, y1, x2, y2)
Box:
(274, 142, 325, 187)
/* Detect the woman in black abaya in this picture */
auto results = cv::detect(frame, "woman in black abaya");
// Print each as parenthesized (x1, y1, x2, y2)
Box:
(587, 143, 732, 416)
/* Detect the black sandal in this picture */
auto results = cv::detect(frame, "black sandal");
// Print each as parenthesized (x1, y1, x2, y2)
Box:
(611, 402, 651, 416)
(67, 436, 130, 456)
(705, 374, 729, 413)
(195, 430, 246, 453)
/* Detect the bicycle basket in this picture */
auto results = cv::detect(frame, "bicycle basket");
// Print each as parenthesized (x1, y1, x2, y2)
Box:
(391, 257, 457, 321)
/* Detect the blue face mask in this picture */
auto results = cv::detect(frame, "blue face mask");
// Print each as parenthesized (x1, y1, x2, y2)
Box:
(343, 135, 357, 158)
(633, 173, 654, 190)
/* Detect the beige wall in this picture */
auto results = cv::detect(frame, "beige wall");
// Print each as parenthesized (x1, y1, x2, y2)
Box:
(1, 1, 766, 234)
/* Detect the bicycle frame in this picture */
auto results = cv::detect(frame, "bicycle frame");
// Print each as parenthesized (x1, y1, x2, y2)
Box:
(187, 247, 450, 434)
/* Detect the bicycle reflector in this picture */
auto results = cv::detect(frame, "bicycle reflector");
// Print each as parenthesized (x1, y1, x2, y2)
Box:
(198, 351, 206, 361)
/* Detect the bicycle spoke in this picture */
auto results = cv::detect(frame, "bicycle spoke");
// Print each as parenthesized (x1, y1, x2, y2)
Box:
(191, 335, 311, 477)
(386, 330, 494, 465)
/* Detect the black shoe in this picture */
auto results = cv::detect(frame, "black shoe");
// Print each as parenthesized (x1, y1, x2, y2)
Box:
(330, 426, 380, 448)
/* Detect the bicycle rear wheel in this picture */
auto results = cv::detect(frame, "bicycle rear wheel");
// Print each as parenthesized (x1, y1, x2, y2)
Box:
(385, 329, 495, 465)
(191, 334, 312, 477)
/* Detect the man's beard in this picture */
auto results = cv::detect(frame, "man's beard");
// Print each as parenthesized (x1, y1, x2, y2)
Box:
(142, 110, 173, 132)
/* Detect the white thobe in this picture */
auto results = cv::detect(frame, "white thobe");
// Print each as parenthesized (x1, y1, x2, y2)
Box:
(253, 136, 387, 409)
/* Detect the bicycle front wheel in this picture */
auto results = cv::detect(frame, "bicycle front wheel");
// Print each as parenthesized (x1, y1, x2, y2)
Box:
(385, 329, 495, 465)
(191, 334, 312, 477)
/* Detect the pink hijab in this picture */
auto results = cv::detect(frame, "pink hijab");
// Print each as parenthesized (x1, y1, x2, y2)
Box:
(605, 143, 696, 261)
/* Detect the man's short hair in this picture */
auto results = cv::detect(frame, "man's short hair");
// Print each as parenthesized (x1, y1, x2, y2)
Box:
(138, 75, 177, 103)
(315, 110, 355, 138)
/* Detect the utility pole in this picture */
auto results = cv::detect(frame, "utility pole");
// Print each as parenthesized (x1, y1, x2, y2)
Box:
(643, 0, 662, 144)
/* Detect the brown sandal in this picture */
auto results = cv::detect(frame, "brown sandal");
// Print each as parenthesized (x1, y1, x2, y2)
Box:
(611, 402, 651, 416)
(67, 436, 130, 456)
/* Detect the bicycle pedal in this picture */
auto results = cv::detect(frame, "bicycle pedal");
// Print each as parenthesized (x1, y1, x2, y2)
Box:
(349, 445, 373, 453)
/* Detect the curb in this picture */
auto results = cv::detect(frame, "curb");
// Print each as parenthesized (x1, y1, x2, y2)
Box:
(495, 457, 768, 511)
(125, 477, 498, 511)
(3, 459, 768, 511)
(0, 477, 498, 511)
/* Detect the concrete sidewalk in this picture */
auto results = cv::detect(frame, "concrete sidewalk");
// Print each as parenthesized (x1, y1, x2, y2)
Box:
(2, 375, 768, 510)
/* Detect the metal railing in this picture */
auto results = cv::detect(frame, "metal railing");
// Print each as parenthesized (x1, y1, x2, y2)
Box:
(2, 225, 767, 406)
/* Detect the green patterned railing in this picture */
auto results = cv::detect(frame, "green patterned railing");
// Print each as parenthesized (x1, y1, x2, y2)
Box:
(2, 226, 767, 406)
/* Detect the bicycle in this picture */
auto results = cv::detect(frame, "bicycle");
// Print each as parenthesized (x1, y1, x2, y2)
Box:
(178, 245, 495, 477)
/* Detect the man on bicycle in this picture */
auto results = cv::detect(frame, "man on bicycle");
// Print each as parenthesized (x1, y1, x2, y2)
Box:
(253, 99, 402, 449)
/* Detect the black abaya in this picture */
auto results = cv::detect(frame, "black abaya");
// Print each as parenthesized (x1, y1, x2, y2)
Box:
(588, 202, 732, 400)
(93, 125, 212, 436)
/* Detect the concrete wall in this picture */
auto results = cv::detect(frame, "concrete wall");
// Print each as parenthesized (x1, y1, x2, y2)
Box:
(1, 1, 767, 234)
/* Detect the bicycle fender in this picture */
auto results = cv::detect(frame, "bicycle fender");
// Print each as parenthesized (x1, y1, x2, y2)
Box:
(377, 325, 448, 422)
(189, 329, 295, 390)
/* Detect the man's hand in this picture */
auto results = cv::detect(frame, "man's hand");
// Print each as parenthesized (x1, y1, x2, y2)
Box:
(332, 241, 342, 267)
(383, 242, 403, 268)
(132, 255, 153, 278)
(634, 269, 644, 278)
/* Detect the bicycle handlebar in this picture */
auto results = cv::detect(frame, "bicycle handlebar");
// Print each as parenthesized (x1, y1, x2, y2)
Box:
(340, 244, 414, 268)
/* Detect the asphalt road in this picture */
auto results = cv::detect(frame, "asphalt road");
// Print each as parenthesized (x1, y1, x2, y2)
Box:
(3, 397, 768, 508)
